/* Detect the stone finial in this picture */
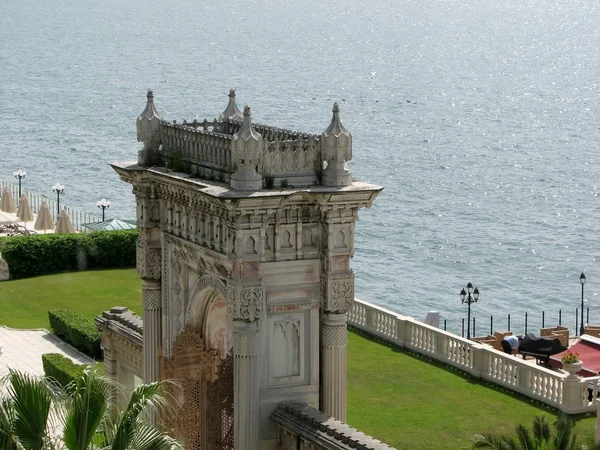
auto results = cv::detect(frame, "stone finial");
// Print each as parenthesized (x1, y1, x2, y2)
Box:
(136, 89, 163, 165)
(218, 89, 244, 122)
(321, 102, 352, 187)
(231, 106, 263, 191)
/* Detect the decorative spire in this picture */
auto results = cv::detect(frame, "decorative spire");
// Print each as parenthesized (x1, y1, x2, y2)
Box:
(320, 102, 352, 187)
(137, 89, 163, 166)
(322, 102, 348, 137)
(218, 89, 243, 122)
(231, 105, 263, 191)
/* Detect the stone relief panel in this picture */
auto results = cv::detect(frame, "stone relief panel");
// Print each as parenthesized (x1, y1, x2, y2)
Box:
(136, 242, 161, 280)
(268, 312, 307, 386)
(272, 320, 300, 378)
(321, 274, 354, 314)
(226, 285, 264, 321)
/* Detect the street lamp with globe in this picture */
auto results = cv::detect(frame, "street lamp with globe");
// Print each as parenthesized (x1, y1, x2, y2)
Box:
(460, 282, 480, 339)
(97, 198, 111, 221)
(580, 272, 586, 336)
(52, 183, 64, 220)
(13, 170, 26, 200)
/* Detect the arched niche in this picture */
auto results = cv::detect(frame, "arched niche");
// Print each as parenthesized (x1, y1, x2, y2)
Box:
(186, 275, 233, 360)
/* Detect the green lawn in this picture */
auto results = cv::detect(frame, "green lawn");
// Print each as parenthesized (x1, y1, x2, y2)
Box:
(0, 269, 141, 328)
(0, 269, 596, 448)
(347, 330, 597, 449)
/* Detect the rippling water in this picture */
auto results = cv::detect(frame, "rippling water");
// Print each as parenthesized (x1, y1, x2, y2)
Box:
(1, 0, 599, 334)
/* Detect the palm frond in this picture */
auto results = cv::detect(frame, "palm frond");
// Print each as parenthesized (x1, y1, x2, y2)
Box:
(515, 424, 534, 450)
(471, 433, 514, 449)
(128, 422, 183, 450)
(6, 370, 54, 450)
(109, 382, 172, 450)
(62, 369, 111, 450)
(552, 415, 575, 450)
(532, 415, 551, 445)
(0, 398, 19, 450)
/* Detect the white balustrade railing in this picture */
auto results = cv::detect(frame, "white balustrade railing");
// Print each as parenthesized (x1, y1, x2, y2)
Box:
(0, 180, 103, 232)
(348, 298, 598, 414)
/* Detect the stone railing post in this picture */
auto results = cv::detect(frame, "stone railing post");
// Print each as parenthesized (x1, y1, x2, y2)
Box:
(562, 376, 585, 414)
(227, 283, 263, 450)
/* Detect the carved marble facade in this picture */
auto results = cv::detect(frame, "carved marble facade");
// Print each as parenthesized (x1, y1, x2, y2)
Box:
(107, 91, 381, 449)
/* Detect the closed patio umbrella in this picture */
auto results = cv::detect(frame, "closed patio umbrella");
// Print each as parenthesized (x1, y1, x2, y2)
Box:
(0, 187, 16, 213)
(54, 209, 75, 234)
(16, 195, 34, 222)
(34, 202, 55, 231)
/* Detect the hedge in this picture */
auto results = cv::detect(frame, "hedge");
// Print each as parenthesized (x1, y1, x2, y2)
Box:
(48, 309, 102, 360)
(0, 229, 138, 279)
(42, 353, 87, 387)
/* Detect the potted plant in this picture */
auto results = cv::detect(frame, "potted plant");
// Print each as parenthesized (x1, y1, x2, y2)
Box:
(561, 351, 583, 379)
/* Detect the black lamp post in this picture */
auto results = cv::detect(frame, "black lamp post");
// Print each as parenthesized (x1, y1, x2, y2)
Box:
(580, 272, 586, 336)
(460, 282, 480, 339)
(96, 198, 111, 221)
(52, 183, 64, 220)
(13, 170, 26, 200)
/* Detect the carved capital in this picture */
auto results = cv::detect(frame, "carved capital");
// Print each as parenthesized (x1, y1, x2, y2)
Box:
(142, 280, 162, 310)
(137, 241, 162, 280)
(227, 283, 264, 321)
(321, 274, 354, 313)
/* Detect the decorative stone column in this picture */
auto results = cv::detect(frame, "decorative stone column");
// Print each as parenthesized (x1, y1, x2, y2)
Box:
(137, 219, 162, 384)
(321, 311, 348, 421)
(233, 320, 259, 450)
(320, 274, 354, 422)
(142, 278, 162, 383)
(228, 283, 263, 450)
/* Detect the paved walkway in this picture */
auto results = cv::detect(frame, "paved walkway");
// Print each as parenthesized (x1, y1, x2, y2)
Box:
(0, 327, 95, 377)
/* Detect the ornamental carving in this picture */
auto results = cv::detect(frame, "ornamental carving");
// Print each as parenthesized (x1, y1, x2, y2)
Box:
(136, 243, 162, 280)
(321, 276, 354, 313)
(226, 285, 264, 321)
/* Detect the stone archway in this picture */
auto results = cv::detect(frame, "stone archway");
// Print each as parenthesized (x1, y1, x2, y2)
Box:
(161, 285, 234, 450)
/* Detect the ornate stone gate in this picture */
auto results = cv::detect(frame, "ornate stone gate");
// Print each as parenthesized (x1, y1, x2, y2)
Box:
(110, 89, 382, 449)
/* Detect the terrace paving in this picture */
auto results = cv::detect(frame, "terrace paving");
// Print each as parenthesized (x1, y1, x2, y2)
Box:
(0, 326, 94, 378)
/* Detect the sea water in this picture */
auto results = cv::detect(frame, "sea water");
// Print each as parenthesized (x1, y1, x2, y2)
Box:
(1, 0, 599, 334)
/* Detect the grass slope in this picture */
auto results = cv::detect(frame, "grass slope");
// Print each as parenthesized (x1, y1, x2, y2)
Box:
(1, 269, 596, 448)
(0, 269, 141, 329)
(347, 330, 596, 449)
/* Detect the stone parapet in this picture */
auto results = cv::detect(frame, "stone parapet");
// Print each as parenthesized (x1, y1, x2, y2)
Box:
(95, 306, 143, 344)
(272, 402, 396, 450)
(135, 90, 358, 189)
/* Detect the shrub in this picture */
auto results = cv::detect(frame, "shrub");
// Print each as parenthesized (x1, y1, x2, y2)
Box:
(0, 229, 138, 279)
(48, 309, 102, 360)
(42, 353, 87, 387)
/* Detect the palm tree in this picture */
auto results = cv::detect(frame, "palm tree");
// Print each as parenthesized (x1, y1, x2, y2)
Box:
(471, 415, 600, 450)
(0, 369, 182, 450)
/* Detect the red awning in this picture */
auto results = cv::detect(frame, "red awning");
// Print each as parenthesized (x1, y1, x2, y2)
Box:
(549, 335, 600, 377)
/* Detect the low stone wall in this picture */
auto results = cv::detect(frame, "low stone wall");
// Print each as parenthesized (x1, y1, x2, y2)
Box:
(348, 298, 599, 415)
(272, 403, 396, 450)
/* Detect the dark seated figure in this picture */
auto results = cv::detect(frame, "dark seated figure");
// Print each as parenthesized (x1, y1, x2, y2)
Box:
(518, 333, 568, 365)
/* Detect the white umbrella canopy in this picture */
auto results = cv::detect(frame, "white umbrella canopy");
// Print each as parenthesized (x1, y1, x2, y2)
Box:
(34, 202, 55, 231)
(54, 209, 75, 234)
(0, 187, 16, 213)
(16, 195, 34, 222)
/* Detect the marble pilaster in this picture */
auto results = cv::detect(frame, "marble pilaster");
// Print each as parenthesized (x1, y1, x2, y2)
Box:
(233, 320, 259, 450)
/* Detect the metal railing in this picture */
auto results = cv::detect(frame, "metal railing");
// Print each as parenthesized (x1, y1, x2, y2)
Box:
(0, 180, 103, 232)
